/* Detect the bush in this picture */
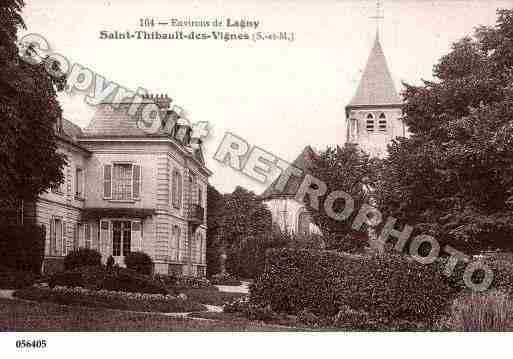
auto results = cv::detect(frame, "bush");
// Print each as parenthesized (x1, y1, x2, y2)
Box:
(124, 251, 153, 275)
(0, 224, 44, 273)
(173, 276, 211, 289)
(64, 248, 102, 270)
(48, 266, 167, 295)
(0, 267, 38, 289)
(225, 230, 325, 279)
(250, 249, 457, 324)
(223, 297, 278, 322)
(443, 290, 513, 331)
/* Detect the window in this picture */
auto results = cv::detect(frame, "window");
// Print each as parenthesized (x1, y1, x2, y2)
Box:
(73, 224, 80, 250)
(51, 170, 66, 194)
(298, 211, 311, 235)
(198, 187, 203, 206)
(84, 223, 91, 249)
(197, 232, 205, 264)
(75, 168, 84, 198)
(103, 163, 141, 200)
(50, 218, 64, 256)
(112, 221, 131, 257)
(75, 223, 91, 249)
(172, 170, 182, 209)
(378, 113, 387, 132)
(172, 225, 181, 261)
(366, 113, 375, 132)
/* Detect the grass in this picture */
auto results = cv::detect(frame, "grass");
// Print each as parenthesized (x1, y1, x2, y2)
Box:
(0, 298, 292, 331)
(442, 290, 513, 331)
(180, 286, 247, 306)
(14, 287, 206, 313)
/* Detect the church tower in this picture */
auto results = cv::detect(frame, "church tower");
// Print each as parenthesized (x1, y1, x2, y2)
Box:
(345, 31, 406, 157)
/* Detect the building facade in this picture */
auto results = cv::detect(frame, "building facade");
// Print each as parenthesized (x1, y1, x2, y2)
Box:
(35, 95, 211, 276)
(261, 146, 321, 236)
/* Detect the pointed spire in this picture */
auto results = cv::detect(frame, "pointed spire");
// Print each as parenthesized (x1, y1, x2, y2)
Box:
(348, 32, 401, 107)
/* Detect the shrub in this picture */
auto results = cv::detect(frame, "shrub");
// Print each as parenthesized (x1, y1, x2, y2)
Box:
(0, 267, 38, 289)
(48, 266, 167, 295)
(124, 251, 153, 275)
(297, 308, 321, 327)
(64, 248, 102, 270)
(329, 305, 372, 330)
(0, 224, 44, 273)
(106, 255, 115, 270)
(443, 290, 513, 331)
(251, 249, 457, 324)
(173, 276, 211, 289)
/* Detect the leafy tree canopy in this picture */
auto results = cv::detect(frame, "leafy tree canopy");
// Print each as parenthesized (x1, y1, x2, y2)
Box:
(0, 0, 66, 206)
(377, 9, 513, 253)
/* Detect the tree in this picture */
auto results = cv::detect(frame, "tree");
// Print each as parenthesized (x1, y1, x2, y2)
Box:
(302, 144, 379, 252)
(0, 0, 66, 218)
(206, 184, 274, 277)
(206, 184, 224, 275)
(376, 9, 513, 253)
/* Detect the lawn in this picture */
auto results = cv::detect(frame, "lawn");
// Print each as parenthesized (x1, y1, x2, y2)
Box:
(180, 286, 247, 306)
(0, 299, 293, 331)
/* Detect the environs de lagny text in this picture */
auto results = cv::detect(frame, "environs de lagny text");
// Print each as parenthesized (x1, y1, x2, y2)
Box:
(98, 17, 295, 42)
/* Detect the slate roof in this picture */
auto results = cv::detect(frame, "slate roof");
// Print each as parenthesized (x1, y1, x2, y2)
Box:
(261, 145, 319, 200)
(347, 32, 401, 108)
(79, 101, 206, 165)
(82, 102, 167, 138)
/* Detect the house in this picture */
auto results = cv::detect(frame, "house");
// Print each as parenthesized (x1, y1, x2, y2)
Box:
(33, 94, 211, 277)
(261, 146, 322, 235)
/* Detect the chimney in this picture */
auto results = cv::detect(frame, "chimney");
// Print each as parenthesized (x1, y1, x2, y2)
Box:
(155, 93, 171, 109)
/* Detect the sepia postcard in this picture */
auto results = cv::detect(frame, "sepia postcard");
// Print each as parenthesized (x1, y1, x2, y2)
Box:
(1, 0, 513, 357)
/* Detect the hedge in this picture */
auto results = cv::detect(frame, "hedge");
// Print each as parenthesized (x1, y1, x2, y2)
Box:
(64, 248, 102, 270)
(124, 251, 153, 275)
(0, 224, 45, 273)
(250, 249, 457, 324)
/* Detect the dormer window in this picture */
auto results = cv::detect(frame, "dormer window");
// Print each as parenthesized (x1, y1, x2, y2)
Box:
(366, 113, 375, 132)
(378, 113, 387, 132)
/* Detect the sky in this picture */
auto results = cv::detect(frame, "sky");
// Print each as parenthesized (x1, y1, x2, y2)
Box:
(21, 0, 512, 193)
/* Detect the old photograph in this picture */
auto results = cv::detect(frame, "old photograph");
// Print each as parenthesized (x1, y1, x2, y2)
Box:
(1, 0, 513, 356)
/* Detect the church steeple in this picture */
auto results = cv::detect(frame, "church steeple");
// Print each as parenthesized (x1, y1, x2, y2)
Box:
(344, 6, 407, 159)
(347, 31, 400, 108)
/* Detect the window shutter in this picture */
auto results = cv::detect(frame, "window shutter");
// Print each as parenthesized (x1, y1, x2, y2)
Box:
(132, 165, 141, 199)
(100, 220, 110, 257)
(49, 219, 55, 256)
(73, 224, 79, 250)
(131, 221, 142, 252)
(176, 226, 181, 261)
(177, 173, 182, 208)
(85, 224, 91, 249)
(103, 164, 112, 198)
(62, 221, 67, 255)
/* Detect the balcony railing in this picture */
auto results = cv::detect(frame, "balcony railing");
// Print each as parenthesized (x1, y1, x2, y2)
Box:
(188, 203, 204, 225)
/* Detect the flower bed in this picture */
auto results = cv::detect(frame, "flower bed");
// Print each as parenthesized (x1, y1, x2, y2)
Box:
(49, 266, 168, 295)
(14, 285, 206, 313)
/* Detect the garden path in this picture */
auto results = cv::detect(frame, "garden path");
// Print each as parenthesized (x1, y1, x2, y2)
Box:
(214, 281, 250, 294)
(0, 290, 15, 299)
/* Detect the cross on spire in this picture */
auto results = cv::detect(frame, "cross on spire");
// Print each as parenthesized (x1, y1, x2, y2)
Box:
(370, 0, 384, 31)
